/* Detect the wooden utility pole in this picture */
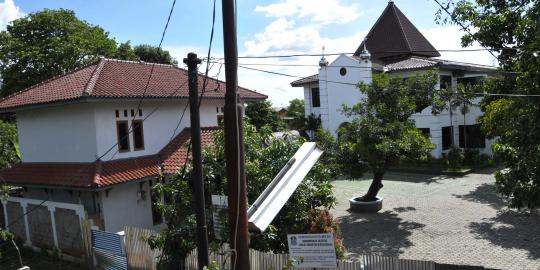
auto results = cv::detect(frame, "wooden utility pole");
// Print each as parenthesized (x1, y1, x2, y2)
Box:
(183, 52, 210, 270)
(221, 0, 250, 269)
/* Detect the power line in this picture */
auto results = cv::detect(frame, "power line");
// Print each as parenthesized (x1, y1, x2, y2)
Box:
(219, 61, 533, 76)
(205, 48, 516, 60)
(239, 64, 540, 98)
(238, 65, 372, 86)
(432, 0, 498, 59)
(4, 0, 180, 229)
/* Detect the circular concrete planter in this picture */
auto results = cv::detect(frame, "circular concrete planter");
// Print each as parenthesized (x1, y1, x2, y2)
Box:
(349, 196, 383, 213)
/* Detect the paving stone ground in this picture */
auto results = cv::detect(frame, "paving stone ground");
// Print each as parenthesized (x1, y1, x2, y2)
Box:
(331, 169, 540, 270)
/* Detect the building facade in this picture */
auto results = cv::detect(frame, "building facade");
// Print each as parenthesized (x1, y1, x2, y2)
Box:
(291, 1, 496, 158)
(0, 58, 266, 233)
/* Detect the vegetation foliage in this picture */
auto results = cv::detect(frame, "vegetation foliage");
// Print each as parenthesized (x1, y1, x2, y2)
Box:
(439, 0, 540, 208)
(244, 100, 285, 131)
(0, 9, 176, 96)
(339, 72, 440, 201)
(149, 124, 339, 269)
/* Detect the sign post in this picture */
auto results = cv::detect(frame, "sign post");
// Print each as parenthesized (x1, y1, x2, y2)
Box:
(287, 233, 337, 268)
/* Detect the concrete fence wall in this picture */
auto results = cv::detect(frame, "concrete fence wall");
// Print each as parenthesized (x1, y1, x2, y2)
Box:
(1, 196, 87, 258)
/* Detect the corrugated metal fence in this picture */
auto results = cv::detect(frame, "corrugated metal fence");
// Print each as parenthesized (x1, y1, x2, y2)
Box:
(184, 247, 435, 270)
(91, 229, 128, 270)
(121, 226, 499, 270)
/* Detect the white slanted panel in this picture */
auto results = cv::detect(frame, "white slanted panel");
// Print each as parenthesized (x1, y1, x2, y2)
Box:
(248, 142, 323, 232)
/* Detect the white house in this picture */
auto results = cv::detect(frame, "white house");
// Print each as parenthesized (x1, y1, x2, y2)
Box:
(291, 1, 496, 158)
(0, 58, 266, 233)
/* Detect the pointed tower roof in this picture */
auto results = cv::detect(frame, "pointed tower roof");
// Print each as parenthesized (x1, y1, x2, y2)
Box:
(354, 1, 440, 62)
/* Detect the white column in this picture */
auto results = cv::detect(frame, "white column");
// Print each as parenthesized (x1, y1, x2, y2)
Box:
(20, 202, 31, 246)
(47, 205, 59, 250)
(2, 202, 8, 230)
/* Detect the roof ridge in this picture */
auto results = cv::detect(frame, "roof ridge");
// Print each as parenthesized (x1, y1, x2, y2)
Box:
(409, 56, 438, 63)
(0, 60, 100, 104)
(436, 58, 497, 68)
(391, 3, 412, 52)
(173, 65, 268, 98)
(354, 2, 393, 56)
(101, 57, 178, 68)
(83, 58, 106, 96)
(93, 160, 102, 186)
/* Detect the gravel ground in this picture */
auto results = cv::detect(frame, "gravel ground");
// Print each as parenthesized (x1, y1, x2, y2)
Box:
(331, 169, 540, 270)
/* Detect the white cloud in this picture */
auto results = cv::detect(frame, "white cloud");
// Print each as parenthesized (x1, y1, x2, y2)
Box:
(255, 0, 361, 25)
(0, 0, 23, 31)
(421, 25, 498, 67)
(240, 24, 498, 107)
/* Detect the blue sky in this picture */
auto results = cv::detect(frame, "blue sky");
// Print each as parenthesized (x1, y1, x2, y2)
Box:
(1, 0, 496, 106)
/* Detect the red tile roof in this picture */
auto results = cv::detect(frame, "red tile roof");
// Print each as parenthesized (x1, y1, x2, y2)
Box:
(0, 127, 220, 188)
(0, 58, 267, 112)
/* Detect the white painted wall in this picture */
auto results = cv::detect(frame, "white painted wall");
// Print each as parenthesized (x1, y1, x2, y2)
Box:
(94, 100, 223, 161)
(302, 59, 494, 158)
(16, 99, 224, 162)
(17, 104, 98, 162)
(321, 55, 372, 135)
(100, 181, 155, 233)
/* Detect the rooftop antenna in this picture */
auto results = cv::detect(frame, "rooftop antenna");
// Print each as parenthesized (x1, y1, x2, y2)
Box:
(319, 46, 329, 67)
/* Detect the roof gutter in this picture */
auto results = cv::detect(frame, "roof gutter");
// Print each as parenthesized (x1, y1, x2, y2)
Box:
(0, 95, 265, 113)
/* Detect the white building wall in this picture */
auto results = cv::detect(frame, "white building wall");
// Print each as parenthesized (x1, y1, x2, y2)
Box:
(17, 104, 98, 162)
(391, 70, 493, 157)
(318, 55, 372, 135)
(304, 64, 493, 158)
(16, 100, 224, 163)
(93, 99, 223, 161)
(100, 181, 155, 233)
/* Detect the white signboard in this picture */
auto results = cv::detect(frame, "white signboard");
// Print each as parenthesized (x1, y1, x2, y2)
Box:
(287, 233, 337, 268)
(211, 195, 228, 240)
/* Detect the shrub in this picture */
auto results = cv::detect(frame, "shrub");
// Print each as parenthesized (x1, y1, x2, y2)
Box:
(306, 209, 346, 259)
(447, 147, 464, 169)
(463, 148, 480, 166)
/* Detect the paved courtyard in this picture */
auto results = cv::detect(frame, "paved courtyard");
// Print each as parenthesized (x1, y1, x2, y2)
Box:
(331, 169, 540, 270)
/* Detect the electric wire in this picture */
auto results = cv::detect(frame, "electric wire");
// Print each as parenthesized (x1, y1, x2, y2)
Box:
(432, 0, 498, 59)
(3, 0, 180, 230)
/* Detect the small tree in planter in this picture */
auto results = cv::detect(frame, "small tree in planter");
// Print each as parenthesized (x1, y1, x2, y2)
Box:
(342, 72, 440, 211)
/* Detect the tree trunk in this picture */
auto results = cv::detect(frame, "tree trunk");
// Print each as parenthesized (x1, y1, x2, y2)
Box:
(363, 171, 385, 202)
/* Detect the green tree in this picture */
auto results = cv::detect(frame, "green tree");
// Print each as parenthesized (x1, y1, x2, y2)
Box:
(149, 124, 339, 268)
(0, 9, 118, 96)
(115, 41, 138, 61)
(0, 120, 19, 169)
(245, 100, 285, 131)
(133, 44, 177, 65)
(287, 98, 305, 130)
(439, 0, 540, 208)
(342, 72, 439, 201)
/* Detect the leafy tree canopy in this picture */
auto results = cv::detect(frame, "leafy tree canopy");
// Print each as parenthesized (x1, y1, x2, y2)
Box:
(0, 9, 117, 96)
(133, 44, 177, 65)
(287, 98, 304, 118)
(341, 72, 439, 201)
(439, 0, 540, 208)
(244, 100, 285, 131)
(149, 124, 340, 268)
(0, 9, 178, 97)
(0, 120, 19, 169)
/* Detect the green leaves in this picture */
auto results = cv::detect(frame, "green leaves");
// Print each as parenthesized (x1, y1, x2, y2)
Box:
(0, 121, 19, 169)
(245, 100, 286, 131)
(339, 72, 438, 198)
(0, 9, 117, 96)
(439, 0, 540, 209)
(152, 123, 337, 263)
(0, 9, 177, 97)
